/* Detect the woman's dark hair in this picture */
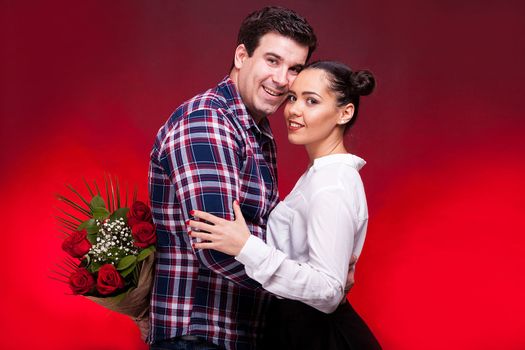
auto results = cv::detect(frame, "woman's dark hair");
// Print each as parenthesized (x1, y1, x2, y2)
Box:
(306, 61, 375, 131)
(237, 6, 317, 62)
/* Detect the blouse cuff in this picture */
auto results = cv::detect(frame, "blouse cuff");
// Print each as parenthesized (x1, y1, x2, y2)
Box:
(235, 235, 271, 268)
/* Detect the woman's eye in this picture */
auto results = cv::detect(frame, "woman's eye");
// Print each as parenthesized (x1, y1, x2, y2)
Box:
(287, 95, 297, 102)
(289, 66, 301, 75)
(306, 98, 318, 105)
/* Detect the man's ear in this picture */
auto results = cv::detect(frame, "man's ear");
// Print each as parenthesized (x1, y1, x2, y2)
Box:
(338, 103, 355, 125)
(234, 44, 249, 69)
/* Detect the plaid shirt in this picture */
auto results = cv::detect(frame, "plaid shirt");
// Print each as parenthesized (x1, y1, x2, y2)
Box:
(148, 76, 279, 350)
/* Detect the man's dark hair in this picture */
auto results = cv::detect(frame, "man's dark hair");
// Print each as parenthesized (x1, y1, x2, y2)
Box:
(237, 6, 317, 62)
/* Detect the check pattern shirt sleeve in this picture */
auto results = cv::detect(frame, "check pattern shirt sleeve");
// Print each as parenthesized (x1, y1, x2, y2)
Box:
(148, 77, 279, 350)
(164, 107, 260, 288)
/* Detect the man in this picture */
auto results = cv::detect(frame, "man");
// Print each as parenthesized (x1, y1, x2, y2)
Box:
(148, 7, 317, 350)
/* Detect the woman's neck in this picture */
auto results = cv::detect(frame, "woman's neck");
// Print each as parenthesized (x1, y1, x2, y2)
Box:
(306, 138, 348, 163)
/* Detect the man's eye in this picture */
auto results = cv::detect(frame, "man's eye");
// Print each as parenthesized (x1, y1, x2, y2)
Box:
(267, 58, 277, 65)
(290, 67, 302, 75)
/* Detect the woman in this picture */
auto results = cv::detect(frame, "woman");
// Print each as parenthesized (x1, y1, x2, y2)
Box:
(188, 61, 381, 349)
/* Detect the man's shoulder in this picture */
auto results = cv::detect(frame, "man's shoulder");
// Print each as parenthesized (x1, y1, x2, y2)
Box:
(153, 82, 243, 150)
(167, 81, 239, 127)
(151, 78, 245, 153)
(180, 87, 229, 115)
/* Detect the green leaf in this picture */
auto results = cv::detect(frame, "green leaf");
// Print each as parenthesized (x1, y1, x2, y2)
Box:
(88, 261, 102, 273)
(92, 207, 110, 220)
(56, 194, 92, 217)
(137, 245, 156, 262)
(80, 255, 90, 268)
(66, 184, 90, 208)
(104, 174, 113, 212)
(120, 262, 137, 277)
(90, 195, 106, 209)
(78, 219, 94, 232)
(117, 255, 137, 271)
(87, 233, 98, 245)
(83, 177, 95, 197)
(115, 177, 121, 209)
(110, 207, 129, 221)
(109, 174, 117, 212)
(56, 216, 79, 230)
(78, 219, 100, 244)
(79, 218, 99, 233)
(56, 207, 83, 223)
(93, 180, 101, 196)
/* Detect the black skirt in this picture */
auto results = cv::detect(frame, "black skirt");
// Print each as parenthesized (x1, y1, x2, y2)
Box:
(259, 298, 381, 350)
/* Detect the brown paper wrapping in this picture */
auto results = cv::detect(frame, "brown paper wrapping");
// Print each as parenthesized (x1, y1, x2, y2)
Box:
(86, 254, 154, 340)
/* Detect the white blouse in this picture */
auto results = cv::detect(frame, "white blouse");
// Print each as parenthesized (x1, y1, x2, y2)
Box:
(236, 153, 368, 313)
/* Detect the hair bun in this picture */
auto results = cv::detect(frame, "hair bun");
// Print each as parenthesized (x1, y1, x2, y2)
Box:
(350, 70, 376, 96)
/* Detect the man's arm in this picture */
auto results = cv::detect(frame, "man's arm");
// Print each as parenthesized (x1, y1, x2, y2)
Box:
(343, 254, 358, 297)
(163, 107, 261, 289)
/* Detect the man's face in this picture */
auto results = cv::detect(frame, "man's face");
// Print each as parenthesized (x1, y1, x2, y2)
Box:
(234, 32, 309, 122)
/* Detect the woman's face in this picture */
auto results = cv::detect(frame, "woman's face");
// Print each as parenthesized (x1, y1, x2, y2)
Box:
(284, 68, 346, 149)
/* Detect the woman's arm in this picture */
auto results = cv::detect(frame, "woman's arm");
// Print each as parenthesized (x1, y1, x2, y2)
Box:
(189, 190, 364, 313)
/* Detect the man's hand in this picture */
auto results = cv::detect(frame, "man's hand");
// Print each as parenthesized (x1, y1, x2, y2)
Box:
(343, 254, 358, 296)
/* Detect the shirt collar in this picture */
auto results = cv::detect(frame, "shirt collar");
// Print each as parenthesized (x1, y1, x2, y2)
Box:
(218, 76, 274, 139)
(312, 153, 366, 171)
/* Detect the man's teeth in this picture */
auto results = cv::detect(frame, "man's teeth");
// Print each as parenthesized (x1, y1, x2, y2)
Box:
(263, 86, 282, 96)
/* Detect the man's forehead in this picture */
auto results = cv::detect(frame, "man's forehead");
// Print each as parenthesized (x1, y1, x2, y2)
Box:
(256, 33, 308, 64)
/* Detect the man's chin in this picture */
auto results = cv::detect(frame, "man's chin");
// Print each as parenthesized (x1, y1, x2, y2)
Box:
(252, 104, 281, 120)
(263, 107, 280, 118)
(264, 99, 286, 113)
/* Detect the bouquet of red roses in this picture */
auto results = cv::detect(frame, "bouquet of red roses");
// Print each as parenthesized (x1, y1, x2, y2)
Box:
(53, 177, 155, 338)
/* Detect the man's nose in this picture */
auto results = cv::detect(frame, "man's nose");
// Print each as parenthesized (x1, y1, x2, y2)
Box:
(272, 67, 288, 87)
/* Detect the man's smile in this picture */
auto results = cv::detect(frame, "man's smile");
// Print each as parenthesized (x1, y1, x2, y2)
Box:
(262, 85, 285, 97)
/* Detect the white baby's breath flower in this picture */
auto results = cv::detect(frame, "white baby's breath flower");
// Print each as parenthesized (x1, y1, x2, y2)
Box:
(87, 217, 138, 266)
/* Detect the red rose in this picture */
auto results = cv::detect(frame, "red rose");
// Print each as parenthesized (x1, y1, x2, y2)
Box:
(96, 264, 125, 295)
(127, 201, 152, 227)
(62, 229, 92, 258)
(131, 221, 156, 248)
(69, 268, 95, 295)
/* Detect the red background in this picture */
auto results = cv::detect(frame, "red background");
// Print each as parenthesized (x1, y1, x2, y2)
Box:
(2, 1, 525, 349)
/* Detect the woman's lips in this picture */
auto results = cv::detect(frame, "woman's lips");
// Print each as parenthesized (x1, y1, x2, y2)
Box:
(287, 120, 304, 131)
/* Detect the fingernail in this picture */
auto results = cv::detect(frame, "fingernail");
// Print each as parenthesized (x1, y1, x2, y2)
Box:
(190, 210, 195, 216)
(234, 200, 239, 205)
(192, 243, 195, 249)
(186, 220, 190, 226)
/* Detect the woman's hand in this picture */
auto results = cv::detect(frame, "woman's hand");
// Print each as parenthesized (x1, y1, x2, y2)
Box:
(188, 200, 251, 256)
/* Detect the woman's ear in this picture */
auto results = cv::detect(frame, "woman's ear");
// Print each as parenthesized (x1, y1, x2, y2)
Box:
(234, 44, 249, 69)
(338, 103, 355, 125)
